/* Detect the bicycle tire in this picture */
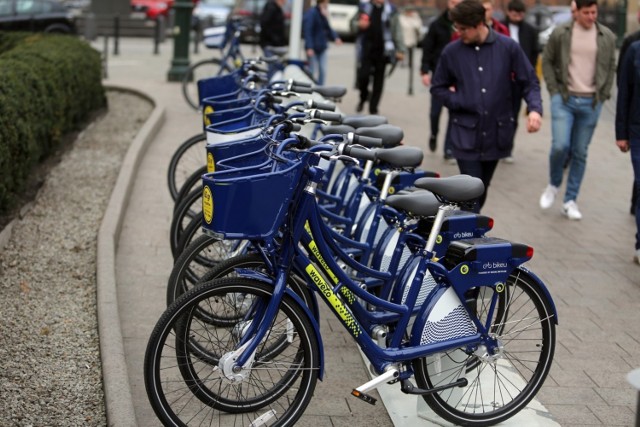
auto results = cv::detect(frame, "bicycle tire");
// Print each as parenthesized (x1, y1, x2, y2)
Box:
(182, 58, 232, 110)
(167, 133, 206, 201)
(412, 269, 556, 426)
(145, 278, 319, 426)
(173, 165, 207, 214)
(167, 234, 252, 307)
(173, 212, 205, 260)
(169, 186, 202, 259)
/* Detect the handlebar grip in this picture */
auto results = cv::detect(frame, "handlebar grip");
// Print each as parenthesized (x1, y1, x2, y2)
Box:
(291, 84, 313, 94)
(347, 132, 384, 148)
(342, 145, 377, 161)
(311, 110, 343, 123)
(288, 79, 313, 88)
(306, 99, 336, 111)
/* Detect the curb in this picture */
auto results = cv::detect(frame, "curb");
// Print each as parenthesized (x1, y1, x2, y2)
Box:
(96, 84, 165, 426)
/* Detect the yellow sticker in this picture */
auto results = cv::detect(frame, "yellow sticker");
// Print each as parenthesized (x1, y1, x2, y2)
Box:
(207, 152, 215, 173)
(460, 265, 469, 275)
(202, 186, 213, 224)
(496, 282, 505, 293)
(388, 186, 395, 195)
(374, 168, 380, 176)
(436, 235, 442, 244)
(203, 105, 214, 127)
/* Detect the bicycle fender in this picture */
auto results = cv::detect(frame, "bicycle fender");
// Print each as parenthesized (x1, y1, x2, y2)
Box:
(284, 287, 326, 380)
(237, 270, 325, 378)
(514, 266, 559, 324)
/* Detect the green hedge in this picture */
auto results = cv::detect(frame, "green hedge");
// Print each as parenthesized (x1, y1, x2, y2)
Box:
(0, 32, 106, 213)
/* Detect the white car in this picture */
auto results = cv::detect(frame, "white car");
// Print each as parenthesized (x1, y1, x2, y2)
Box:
(327, 0, 359, 41)
(193, 0, 235, 28)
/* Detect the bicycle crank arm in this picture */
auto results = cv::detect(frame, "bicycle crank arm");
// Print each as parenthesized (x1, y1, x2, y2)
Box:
(400, 377, 468, 395)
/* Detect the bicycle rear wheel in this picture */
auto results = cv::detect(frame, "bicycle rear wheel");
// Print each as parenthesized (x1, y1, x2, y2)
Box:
(145, 278, 320, 426)
(412, 270, 555, 426)
(182, 58, 232, 110)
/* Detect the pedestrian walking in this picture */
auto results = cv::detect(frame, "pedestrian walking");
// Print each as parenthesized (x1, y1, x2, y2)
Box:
(502, 0, 539, 163)
(538, 0, 616, 220)
(398, 2, 422, 95)
(431, 0, 542, 213)
(451, 0, 510, 40)
(419, 0, 460, 159)
(618, 27, 640, 216)
(259, 0, 288, 57)
(303, 0, 343, 86)
(615, 39, 640, 264)
(353, 0, 405, 115)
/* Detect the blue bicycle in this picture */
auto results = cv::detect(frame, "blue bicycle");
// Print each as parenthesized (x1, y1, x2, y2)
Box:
(144, 135, 557, 426)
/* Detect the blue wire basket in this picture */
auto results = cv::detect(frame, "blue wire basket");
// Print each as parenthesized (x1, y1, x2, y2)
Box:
(206, 133, 273, 173)
(197, 68, 243, 105)
(201, 154, 304, 241)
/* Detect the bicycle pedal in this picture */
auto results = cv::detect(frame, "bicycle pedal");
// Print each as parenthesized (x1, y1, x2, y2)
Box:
(351, 389, 377, 405)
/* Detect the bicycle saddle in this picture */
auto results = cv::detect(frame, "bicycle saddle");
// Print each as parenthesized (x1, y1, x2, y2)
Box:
(375, 146, 423, 168)
(355, 124, 403, 148)
(385, 190, 441, 217)
(413, 175, 484, 203)
(342, 115, 387, 128)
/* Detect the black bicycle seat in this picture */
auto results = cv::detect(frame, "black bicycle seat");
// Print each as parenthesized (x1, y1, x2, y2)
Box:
(385, 190, 441, 217)
(413, 175, 484, 203)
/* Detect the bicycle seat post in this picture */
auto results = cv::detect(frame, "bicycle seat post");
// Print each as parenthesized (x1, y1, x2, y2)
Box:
(425, 204, 457, 255)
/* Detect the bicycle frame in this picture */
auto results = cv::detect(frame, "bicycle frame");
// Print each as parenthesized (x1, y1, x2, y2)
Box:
(225, 144, 539, 381)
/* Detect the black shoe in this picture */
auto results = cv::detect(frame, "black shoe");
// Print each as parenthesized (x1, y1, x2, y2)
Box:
(428, 135, 437, 152)
(356, 101, 364, 113)
(369, 108, 378, 115)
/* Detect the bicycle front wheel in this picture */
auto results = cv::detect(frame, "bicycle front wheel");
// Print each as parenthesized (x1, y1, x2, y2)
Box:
(412, 269, 556, 426)
(182, 58, 232, 110)
(167, 133, 206, 201)
(145, 278, 320, 426)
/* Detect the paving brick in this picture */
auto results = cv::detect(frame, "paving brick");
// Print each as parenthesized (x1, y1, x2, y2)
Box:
(541, 404, 602, 425)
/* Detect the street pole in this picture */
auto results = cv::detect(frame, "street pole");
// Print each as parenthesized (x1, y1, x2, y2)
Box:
(167, 0, 194, 82)
(288, 0, 304, 59)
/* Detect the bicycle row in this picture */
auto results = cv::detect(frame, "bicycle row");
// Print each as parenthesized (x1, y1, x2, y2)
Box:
(144, 52, 558, 427)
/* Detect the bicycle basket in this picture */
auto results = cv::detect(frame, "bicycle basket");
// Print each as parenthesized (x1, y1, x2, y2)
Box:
(203, 26, 227, 49)
(206, 133, 272, 172)
(197, 69, 242, 104)
(201, 155, 304, 240)
(206, 123, 263, 145)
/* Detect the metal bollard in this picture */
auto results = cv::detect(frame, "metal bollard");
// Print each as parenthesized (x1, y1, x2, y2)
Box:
(113, 16, 120, 56)
(84, 12, 96, 40)
(627, 368, 640, 427)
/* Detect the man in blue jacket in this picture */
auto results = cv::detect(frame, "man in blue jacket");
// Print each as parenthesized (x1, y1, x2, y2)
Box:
(431, 0, 542, 213)
(615, 40, 640, 264)
(304, 0, 342, 86)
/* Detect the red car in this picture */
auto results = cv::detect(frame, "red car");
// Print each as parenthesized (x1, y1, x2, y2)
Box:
(130, 0, 175, 20)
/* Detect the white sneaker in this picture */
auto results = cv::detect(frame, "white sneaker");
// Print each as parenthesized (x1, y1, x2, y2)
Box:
(562, 200, 583, 220)
(539, 185, 558, 209)
(503, 156, 515, 164)
(634, 249, 640, 265)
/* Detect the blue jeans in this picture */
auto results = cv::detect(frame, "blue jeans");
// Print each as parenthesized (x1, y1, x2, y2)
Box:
(308, 50, 327, 86)
(549, 94, 603, 202)
(631, 138, 640, 250)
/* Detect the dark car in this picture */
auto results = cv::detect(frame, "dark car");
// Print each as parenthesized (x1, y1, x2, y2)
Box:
(0, 0, 77, 33)
(229, 0, 289, 44)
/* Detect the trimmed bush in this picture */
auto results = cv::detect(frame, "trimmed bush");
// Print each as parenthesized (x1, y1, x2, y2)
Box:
(0, 32, 106, 213)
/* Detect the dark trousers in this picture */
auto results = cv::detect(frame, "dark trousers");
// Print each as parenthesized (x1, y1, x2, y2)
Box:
(456, 159, 499, 213)
(357, 54, 386, 114)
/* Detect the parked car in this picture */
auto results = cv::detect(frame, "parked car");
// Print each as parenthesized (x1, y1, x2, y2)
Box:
(130, 0, 175, 20)
(228, 0, 289, 44)
(192, 0, 234, 28)
(0, 0, 77, 33)
(327, 0, 359, 40)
